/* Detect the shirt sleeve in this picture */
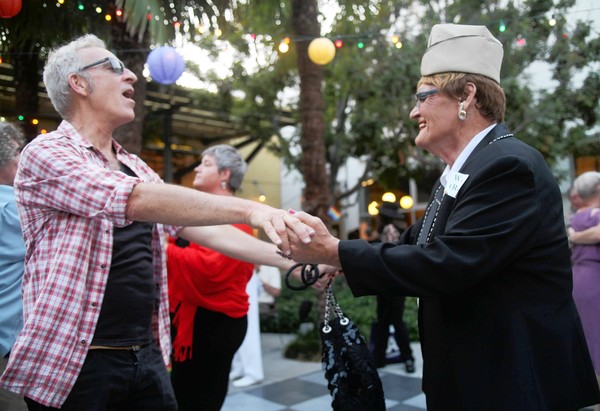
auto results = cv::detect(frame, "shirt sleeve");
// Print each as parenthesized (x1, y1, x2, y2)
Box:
(15, 135, 139, 227)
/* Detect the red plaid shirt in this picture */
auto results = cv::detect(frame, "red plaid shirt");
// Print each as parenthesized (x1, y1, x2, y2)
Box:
(0, 121, 179, 407)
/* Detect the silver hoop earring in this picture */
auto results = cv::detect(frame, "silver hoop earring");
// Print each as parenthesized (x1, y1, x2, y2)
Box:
(221, 181, 227, 190)
(458, 102, 467, 120)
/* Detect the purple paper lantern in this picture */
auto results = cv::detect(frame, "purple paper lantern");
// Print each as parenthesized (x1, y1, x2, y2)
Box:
(147, 46, 185, 85)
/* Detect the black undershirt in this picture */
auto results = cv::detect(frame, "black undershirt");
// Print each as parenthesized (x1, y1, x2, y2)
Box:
(92, 165, 156, 346)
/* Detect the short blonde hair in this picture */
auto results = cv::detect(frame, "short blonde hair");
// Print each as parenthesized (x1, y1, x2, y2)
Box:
(418, 72, 506, 122)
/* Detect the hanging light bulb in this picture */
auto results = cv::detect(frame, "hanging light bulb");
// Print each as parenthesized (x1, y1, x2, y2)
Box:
(278, 38, 290, 53)
(548, 15, 557, 27)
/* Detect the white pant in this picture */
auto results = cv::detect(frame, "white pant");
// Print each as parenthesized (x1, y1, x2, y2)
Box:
(231, 274, 264, 380)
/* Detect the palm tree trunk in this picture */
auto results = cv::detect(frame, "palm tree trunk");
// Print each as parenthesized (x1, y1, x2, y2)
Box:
(291, 0, 330, 219)
(291, 0, 330, 325)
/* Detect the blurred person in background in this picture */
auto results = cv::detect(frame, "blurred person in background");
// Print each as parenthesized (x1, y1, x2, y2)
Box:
(370, 202, 415, 373)
(230, 264, 282, 388)
(569, 171, 600, 411)
(167, 145, 259, 409)
(0, 121, 27, 411)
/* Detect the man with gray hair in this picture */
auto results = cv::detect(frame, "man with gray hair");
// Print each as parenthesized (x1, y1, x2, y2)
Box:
(0, 121, 27, 411)
(0, 34, 315, 410)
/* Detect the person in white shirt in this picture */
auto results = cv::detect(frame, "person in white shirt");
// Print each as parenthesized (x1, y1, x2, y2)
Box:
(230, 265, 281, 387)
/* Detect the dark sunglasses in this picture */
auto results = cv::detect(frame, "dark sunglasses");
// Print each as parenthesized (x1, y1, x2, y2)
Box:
(79, 57, 125, 75)
(415, 89, 439, 107)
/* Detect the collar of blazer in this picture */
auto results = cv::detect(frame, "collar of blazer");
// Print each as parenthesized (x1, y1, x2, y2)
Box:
(459, 123, 514, 173)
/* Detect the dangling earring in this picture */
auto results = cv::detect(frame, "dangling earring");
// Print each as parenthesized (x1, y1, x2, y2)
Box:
(221, 181, 227, 190)
(458, 101, 467, 120)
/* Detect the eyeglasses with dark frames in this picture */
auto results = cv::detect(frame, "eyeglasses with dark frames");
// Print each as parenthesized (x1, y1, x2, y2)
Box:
(415, 89, 439, 107)
(79, 57, 125, 75)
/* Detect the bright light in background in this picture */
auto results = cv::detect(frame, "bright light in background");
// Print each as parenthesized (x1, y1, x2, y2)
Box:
(400, 195, 414, 209)
(368, 201, 379, 215)
(381, 192, 396, 202)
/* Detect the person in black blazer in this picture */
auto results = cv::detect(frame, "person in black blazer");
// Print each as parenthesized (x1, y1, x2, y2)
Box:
(286, 23, 600, 411)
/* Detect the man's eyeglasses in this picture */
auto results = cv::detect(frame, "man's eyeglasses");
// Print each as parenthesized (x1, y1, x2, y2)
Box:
(415, 89, 439, 108)
(79, 57, 125, 75)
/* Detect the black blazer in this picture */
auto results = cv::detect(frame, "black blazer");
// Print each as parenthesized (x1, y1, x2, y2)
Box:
(340, 124, 600, 410)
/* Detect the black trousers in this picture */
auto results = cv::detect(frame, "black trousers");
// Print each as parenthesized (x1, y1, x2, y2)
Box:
(372, 294, 413, 367)
(171, 306, 247, 411)
(25, 343, 176, 411)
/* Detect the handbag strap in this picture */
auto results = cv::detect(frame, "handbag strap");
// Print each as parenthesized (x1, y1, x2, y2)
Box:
(322, 281, 349, 333)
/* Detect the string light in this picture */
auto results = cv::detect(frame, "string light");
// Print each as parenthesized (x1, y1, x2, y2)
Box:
(278, 37, 290, 53)
(400, 196, 414, 209)
(381, 192, 396, 202)
(499, 19, 506, 32)
(3, 4, 588, 72)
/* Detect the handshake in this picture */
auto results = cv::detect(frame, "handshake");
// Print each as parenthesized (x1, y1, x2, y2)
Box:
(268, 209, 343, 289)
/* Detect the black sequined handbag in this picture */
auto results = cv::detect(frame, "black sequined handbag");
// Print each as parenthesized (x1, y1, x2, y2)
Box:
(320, 282, 386, 411)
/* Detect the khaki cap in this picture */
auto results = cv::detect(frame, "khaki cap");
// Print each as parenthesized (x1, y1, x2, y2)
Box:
(421, 23, 503, 83)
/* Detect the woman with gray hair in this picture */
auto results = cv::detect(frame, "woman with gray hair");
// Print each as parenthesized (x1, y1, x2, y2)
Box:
(166, 144, 255, 411)
(570, 171, 600, 410)
(284, 23, 599, 409)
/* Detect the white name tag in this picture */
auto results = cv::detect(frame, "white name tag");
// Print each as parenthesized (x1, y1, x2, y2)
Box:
(445, 172, 469, 198)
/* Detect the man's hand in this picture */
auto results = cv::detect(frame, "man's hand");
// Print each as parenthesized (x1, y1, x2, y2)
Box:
(246, 205, 314, 256)
(284, 210, 342, 267)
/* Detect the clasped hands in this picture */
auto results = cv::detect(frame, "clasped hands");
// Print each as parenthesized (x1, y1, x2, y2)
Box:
(250, 203, 343, 288)
(273, 209, 343, 289)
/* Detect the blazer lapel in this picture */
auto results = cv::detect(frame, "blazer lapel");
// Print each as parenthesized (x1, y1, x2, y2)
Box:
(427, 123, 513, 242)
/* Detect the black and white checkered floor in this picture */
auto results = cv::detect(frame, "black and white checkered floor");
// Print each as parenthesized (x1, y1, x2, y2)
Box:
(222, 334, 595, 411)
(223, 366, 425, 411)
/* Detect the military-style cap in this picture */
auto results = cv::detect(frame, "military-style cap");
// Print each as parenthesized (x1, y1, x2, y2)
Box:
(421, 23, 503, 83)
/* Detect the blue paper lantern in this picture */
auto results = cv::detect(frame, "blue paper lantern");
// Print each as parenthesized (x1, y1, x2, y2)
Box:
(146, 46, 185, 85)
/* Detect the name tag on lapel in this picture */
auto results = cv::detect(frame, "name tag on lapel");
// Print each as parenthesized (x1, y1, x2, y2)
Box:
(445, 172, 469, 198)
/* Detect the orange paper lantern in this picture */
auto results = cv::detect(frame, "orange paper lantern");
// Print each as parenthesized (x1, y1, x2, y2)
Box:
(0, 0, 22, 18)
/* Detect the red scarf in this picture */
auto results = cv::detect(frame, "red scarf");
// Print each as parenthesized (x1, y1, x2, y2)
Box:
(166, 225, 254, 362)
